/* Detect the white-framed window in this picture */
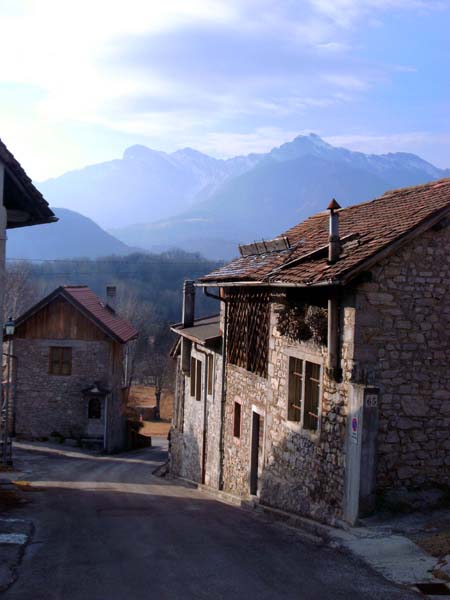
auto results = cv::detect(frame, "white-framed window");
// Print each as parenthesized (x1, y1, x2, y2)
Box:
(287, 357, 322, 432)
(190, 356, 202, 401)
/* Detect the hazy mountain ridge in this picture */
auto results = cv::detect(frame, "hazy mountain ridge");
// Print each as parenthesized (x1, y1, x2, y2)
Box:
(27, 133, 449, 261)
(7, 208, 135, 260)
(111, 134, 450, 259)
(38, 145, 262, 230)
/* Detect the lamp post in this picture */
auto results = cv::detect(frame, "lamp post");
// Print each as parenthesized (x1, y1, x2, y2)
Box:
(2, 317, 15, 465)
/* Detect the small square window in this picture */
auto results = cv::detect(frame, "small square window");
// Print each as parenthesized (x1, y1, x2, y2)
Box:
(233, 402, 241, 438)
(49, 347, 72, 376)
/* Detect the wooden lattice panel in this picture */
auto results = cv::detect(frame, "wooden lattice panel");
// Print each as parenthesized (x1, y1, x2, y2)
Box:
(226, 288, 270, 378)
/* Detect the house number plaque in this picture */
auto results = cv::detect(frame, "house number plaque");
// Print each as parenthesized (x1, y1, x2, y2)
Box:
(365, 393, 378, 408)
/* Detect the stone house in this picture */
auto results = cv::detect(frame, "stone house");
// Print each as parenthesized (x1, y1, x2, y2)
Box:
(12, 285, 138, 452)
(170, 281, 223, 488)
(170, 178, 450, 525)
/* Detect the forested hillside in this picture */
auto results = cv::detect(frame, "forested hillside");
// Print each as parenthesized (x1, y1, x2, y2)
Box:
(5, 251, 222, 387)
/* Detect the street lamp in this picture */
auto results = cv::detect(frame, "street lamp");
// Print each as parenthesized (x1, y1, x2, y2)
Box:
(2, 317, 15, 465)
(4, 317, 15, 337)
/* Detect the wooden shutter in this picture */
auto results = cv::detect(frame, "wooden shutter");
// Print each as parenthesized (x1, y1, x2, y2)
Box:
(207, 354, 214, 396)
(288, 357, 302, 422)
(304, 361, 321, 431)
(196, 359, 202, 401)
(61, 348, 72, 375)
(190, 356, 196, 397)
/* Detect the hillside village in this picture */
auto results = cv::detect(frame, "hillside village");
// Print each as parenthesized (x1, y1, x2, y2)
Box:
(1, 133, 450, 597)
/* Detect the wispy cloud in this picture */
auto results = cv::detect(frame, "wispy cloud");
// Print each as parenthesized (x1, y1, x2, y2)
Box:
(0, 0, 448, 177)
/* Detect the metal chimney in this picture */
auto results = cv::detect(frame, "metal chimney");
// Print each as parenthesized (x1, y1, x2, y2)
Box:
(106, 286, 117, 311)
(181, 280, 195, 373)
(327, 199, 341, 263)
(182, 280, 195, 328)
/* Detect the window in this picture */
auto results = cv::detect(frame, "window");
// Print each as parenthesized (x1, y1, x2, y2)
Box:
(288, 357, 321, 432)
(190, 356, 202, 401)
(207, 354, 214, 396)
(49, 347, 72, 376)
(233, 402, 241, 438)
(88, 397, 102, 419)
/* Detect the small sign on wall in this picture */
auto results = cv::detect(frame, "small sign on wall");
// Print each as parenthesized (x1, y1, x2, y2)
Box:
(351, 416, 358, 444)
(365, 393, 378, 408)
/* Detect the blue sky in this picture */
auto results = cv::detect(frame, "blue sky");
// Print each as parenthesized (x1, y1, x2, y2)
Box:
(0, 0, 449, 180)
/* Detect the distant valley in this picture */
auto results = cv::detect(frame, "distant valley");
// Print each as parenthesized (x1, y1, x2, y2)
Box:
(21, 134, 450, 261)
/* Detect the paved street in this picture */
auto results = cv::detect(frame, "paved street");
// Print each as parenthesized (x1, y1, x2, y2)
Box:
(2, 440, 418, 600)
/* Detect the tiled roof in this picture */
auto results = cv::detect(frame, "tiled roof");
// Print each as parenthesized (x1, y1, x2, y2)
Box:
(0, 137, 56, 227)
(62, 286, 138, 343)
(15, 285, 138, 343)
(200, 178, 450, 287)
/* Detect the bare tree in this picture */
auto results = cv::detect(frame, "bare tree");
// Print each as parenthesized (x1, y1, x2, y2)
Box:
(3, 262, 42, 320)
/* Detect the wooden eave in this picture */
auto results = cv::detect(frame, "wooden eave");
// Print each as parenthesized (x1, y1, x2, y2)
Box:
(14, 288, 130, 344)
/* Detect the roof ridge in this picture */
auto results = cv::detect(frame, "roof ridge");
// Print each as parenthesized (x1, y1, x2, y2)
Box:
(334, 177, 450, 216)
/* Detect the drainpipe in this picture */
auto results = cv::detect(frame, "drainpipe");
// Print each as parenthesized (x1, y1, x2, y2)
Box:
(327, 200, 342, 379)
(103, 394, 109, 452)
(203, 287, 228, 491)
(327, 296, 339, 375)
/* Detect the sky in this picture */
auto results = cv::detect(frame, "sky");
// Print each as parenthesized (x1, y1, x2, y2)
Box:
(0, 0, 449, 180)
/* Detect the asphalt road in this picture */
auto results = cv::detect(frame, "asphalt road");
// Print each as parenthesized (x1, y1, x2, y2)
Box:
(3, 440, 418, 600)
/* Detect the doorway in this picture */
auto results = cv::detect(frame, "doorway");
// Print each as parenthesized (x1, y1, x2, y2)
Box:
(250, 411, 264, 496)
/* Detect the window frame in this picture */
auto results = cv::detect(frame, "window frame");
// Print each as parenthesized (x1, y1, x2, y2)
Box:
(88, 396, 102, 420)
(286, 351, 323, 437)
(49, 346, 72, 376)
(207, 353, 214, 396)
(189, 355, 203, 401)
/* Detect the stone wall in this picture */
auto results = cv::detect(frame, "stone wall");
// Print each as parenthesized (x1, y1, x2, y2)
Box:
(353, 223, 450, 494)
(223, 302, 354, 524)
(170, 348, 222, 487)
(13, 338, 126, 451)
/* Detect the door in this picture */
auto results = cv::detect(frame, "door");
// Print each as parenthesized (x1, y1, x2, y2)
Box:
(250, 411, 264, 496)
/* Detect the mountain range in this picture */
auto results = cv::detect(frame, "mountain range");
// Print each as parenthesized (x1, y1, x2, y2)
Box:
(6, 208, 134, 260)
(16, 134, 450, 261)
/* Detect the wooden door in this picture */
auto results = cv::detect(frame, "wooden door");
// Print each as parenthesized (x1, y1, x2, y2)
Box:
(250, 412, 264, 495)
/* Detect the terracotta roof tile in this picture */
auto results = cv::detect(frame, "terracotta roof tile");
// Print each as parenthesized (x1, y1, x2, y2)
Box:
(200, 178, 450, 287)
(62, 286, 138, 343)
(15, 285, 138, 343)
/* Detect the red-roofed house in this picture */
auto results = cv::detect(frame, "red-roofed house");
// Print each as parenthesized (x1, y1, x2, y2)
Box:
(171, 178, 450, 524)
(11, 285, 138, 452)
